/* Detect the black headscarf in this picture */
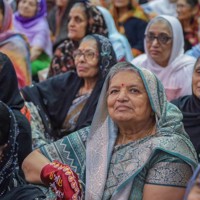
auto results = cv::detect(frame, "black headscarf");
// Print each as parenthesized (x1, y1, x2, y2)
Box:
(0, 53, 24, 110)
(22, 34, 117, 139)
(172, 95, 200, 158)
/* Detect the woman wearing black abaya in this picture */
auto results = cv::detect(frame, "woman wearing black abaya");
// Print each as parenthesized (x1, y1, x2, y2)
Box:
(172, 57, 200, 161)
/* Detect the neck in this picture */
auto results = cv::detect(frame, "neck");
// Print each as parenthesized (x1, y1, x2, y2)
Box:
(116, 118, 155, 145)
(79, 78, 97, 95)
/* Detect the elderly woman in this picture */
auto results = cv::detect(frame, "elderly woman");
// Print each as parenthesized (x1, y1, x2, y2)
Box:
(47, 1, 108, 78)
(22, 61, 197, 199)
(21, 34, 117, 147)
(13, 0, 52, 79)
(0, 0, 31, 88)
(172, 57, 200, 161)
(132, 15, 196, 101)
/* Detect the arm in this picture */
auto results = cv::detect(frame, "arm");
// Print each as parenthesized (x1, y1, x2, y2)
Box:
(143, 184, 186, 200)
(142, 154, 193, 200)
(30, 46, 43, 61)
(22, 149, 51, 184)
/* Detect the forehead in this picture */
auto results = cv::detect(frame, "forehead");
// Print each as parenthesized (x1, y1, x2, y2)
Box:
(177, 0, 188, 4)
(20, 0, 37, 4)
(69, 5, 86, 16)
(147, 21, 172, 35)
(109, 70, 145, 87)
(78, 39, 97, 50)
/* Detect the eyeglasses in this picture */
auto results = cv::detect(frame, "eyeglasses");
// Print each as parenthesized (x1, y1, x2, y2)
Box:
(145, 33, 172, 45)
(73, 50, 98, 61)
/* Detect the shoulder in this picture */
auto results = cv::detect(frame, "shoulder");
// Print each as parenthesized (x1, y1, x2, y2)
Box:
(171, 95, 192, 109)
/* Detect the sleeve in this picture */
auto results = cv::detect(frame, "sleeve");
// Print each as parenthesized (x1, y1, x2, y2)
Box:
(145, 153, 193, 187)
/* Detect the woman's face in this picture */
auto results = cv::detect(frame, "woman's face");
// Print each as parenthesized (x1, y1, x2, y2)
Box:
(192, 60, 200, 99)
(107, 70, 152, 125)
(74, 39, 99, 79)
(146, 21, 173, 67)
(112, 0, 130, 8)
(176, 0, 194, 21)
(67, 6, 88, 41)
(18, 0, 37, 18)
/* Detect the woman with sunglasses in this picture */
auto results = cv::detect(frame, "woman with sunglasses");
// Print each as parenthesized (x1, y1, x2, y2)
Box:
(21, 34, 117, 147)
(132, 15, 196, 101)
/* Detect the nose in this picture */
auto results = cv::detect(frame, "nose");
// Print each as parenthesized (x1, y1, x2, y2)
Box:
(151, 37, 159, 46)
(117, 89, 129, 101)
(78, 53, 86, 62)
(68, 18, 75, 27)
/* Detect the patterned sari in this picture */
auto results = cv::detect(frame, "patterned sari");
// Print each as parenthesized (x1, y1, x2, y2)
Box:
(40, 62, 197, 199)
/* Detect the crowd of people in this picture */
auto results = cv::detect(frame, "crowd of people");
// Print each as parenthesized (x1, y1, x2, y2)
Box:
(0, 0, 200, 199)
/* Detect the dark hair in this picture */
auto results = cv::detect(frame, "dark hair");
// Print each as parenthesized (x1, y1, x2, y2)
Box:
(0, 0, 5, 16)
(186, 0, 198, 7)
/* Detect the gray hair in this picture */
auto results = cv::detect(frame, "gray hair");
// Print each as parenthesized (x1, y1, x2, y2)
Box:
(147, 17, 172, 36)
(108, 62, 139, 81)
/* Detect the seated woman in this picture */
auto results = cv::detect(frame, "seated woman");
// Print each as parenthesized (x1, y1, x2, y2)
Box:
(176, 0, 200, 52)
(0, 53, 46, 199)
(171, 57, 200, 161)
(110, 0, 149, 57)
(47, 1, 108, 78)
(21, 34, 117, 147)
(22, 61, 197, 200)
(132, 15, 196, 101)
(13, 0, 52, 80)
(0, 0, 31, 88)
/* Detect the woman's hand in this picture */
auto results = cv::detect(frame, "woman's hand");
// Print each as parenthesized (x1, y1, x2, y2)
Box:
(30, 46, 43, 61)
(22, 149, 51, 184)
(41, 160, 82, 200)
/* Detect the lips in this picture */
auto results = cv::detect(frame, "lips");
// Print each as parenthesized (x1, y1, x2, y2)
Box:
(115, 105, 131, 111)
(77, 66, 87, 72)
(68, 29, 77, 34)
(150, 50, 160, 56)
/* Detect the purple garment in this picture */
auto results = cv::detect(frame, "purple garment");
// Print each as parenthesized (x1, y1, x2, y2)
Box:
(13, 0, 52, 57)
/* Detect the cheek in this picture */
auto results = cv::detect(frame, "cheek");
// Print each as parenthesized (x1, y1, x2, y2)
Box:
(76, 24, 87, 39)
(107, 97, 115, 112)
